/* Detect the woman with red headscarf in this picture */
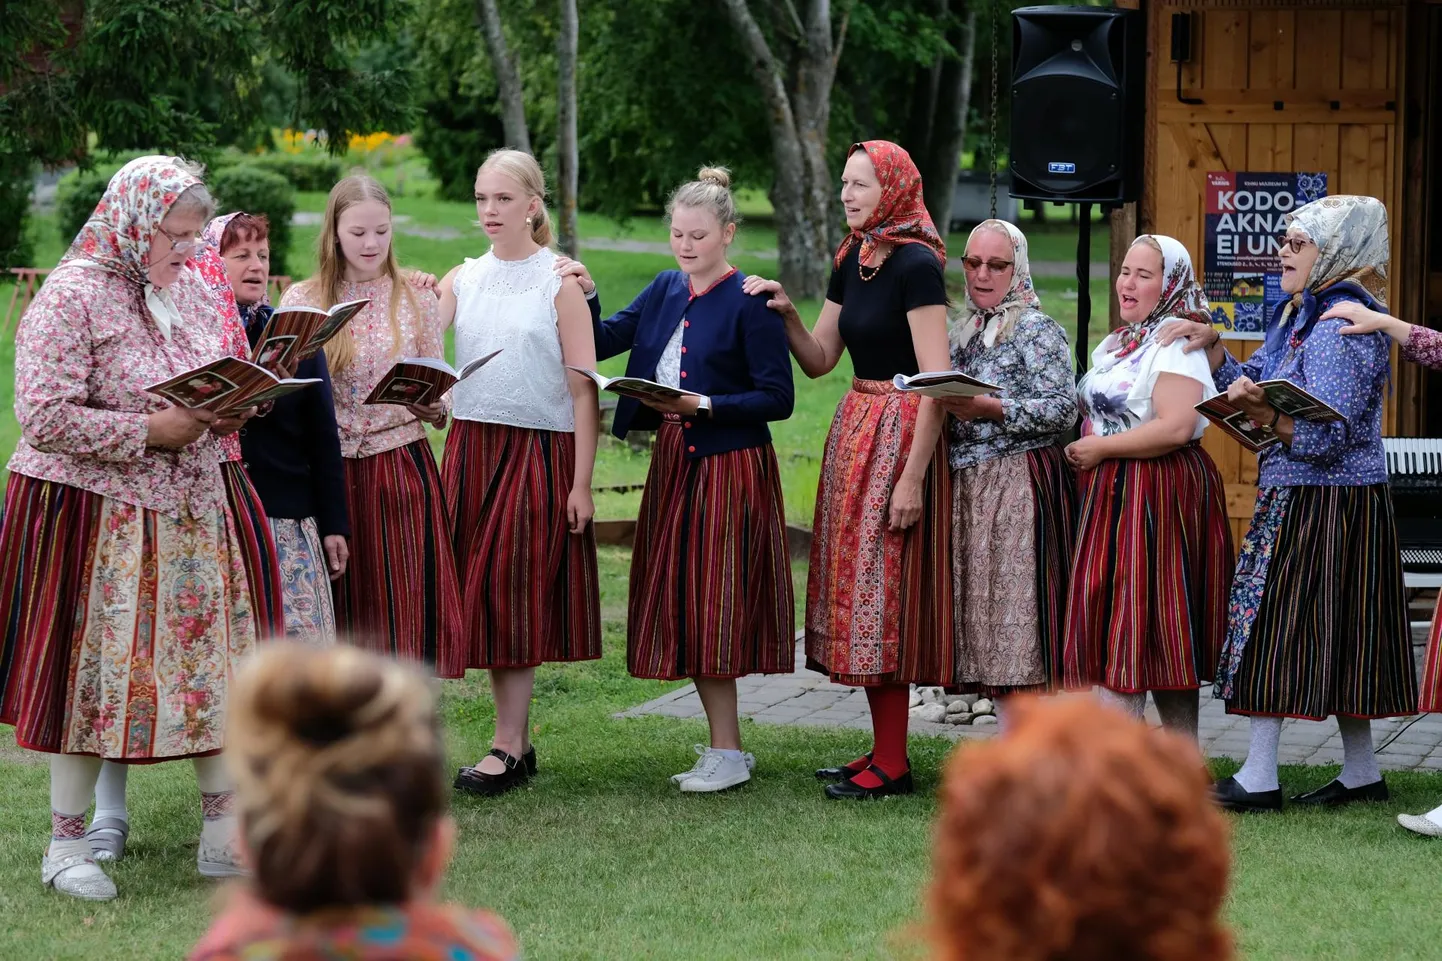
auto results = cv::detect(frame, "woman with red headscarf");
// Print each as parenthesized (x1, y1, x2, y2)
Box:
(744, 141, 952, 800)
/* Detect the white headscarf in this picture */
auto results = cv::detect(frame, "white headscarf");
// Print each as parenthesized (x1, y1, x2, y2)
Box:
(951, 219, 1041, 349)
(1287, 195, 1389, 305)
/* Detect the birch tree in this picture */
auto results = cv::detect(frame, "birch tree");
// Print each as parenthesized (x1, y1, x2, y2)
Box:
(476, 0, 530, 152)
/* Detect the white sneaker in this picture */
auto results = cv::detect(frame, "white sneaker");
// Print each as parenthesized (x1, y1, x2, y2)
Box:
(1397, 813, 1442, 838)
(679, 748, 752, 793)
(670, 744, 756, 784)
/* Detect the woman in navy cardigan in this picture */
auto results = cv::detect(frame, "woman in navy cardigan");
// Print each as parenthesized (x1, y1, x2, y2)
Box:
(562, 167, 794, 793)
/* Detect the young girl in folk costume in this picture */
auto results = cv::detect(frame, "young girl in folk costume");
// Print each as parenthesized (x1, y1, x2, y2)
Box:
(942, 220, 1076, 720)
(1063, 235, 1234, 738)
(280, 175, 464, 675)
(744, 141, 953, 800)
(556, 167, 795, 792)
(435, 150, 601, 797)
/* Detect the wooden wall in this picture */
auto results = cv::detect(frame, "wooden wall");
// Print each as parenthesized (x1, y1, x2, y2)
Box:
(1140, 2, 1409, 542)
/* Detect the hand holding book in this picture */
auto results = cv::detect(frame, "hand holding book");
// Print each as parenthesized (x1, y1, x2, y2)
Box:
(145, 357, 323, 416)
(891, 370, 1002, 399)
(1194, 377, 1342, 452)
(363, 351, 503, 407)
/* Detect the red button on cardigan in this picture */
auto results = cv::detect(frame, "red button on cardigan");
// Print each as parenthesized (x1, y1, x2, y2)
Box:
(688, 445, 696, 453)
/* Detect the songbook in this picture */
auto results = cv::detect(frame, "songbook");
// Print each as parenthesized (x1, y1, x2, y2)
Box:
(251, 299, 370, 369)
(146, 358, 322, 415)
(565, 367, 702, 402)
(891, 370, 1002, 399)
(1194, 378, 1343, 452)
(362, 351, 503, 407)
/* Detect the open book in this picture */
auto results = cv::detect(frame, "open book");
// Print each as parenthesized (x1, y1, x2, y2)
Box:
(566, 367, 702, 402)
(251, 299, 370, 369)
(1195, 379, 1344, 452)
(891, 370, 1002, 399)
(146, 358, 322, 415)
(363, 351, 502, 407)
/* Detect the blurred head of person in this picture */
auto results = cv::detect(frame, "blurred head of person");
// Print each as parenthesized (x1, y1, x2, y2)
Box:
(929, 696, 1232, 961)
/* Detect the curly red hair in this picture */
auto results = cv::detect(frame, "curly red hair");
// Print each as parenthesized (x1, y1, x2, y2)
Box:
(929, 696, 1232, 961)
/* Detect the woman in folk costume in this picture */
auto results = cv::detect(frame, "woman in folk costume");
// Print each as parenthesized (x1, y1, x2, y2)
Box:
(1063, 235, 1234, 738)
(280, 175, 464, 676)
(744, 141, 953, 800)
(555, 167, 795, 792)
(942, 220, 1076, 720)
(1319, 297, 1442, 835)
(0, 156, 254, 900)
(436, 150, 602, 798)
(1161, 196, 1415, 813)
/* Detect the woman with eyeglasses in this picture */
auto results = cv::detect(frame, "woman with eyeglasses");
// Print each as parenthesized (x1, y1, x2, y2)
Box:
(1062, 235, 1234, 740)
(1159, 196, 1415, 814)
(940, 220, 1076, 723)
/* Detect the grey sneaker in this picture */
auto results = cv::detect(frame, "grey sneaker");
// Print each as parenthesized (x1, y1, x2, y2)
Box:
(679, 748, 752, 793)
(86, 816, 129, 862)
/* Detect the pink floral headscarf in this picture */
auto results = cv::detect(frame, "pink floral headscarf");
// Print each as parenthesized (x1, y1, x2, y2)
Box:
(62, 155, 205, 288)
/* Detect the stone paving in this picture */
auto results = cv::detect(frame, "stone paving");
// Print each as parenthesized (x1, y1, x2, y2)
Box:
(617, 639, 1442, 772)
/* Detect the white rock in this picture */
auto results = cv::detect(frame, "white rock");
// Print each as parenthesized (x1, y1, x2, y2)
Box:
(919, 687, 946, 705)
(945, 712, 974, 725)
(972, 698, 995, 716)
(958, 693, 981, 709)
(945, 699, 970, 715)
(909, 705, 926, 717)
(908, 689, 922, 708)
(917, 703, 948, 724)
(973, 714, 999, 727)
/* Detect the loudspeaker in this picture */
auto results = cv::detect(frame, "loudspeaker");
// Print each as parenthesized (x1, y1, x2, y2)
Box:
(1009, 5, 1144, 205)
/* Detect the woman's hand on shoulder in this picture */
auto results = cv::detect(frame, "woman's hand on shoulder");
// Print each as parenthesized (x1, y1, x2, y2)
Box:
(740, 275, 796, 320)
(1153, 320, 1218, 353)
(406, 270, 441, 296)
(1321, 300, 1410, 343)
(553, 256, 595, 295)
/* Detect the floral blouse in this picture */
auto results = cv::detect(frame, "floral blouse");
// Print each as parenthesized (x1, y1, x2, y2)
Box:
(1404, 324, 1442, 369)
(280, 276, 445, 459)
(1077, 328, 1215, 440)
(9, 264, 227, 518)
(948, 307, 1077, 470)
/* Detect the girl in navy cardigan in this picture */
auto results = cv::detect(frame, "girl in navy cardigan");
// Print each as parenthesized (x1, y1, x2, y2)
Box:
(560, 167, 795, 793)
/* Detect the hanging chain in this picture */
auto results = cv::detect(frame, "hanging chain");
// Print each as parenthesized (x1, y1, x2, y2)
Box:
(988, 0, 1000, 220)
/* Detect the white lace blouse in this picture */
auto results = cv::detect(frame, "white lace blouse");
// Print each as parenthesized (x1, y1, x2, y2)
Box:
(451, 247, 575, 432)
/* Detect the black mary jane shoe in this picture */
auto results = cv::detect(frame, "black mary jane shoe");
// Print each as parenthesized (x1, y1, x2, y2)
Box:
(521, 746, 538, 779)
(1291, 777, 1389, 807)
(823, 764, 915, 801)
(815, 752, 873, 782)
(454, 748, 531, 797)
(1212, 775, 1283, 814)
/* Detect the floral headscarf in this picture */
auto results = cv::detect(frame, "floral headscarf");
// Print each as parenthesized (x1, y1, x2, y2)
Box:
(1098, 234, 1211, 365)
(202, 211, 270, 328)
(62, 155, 204, 288)
(833, 140, 947, 271)
(952, 219, 1040, 349)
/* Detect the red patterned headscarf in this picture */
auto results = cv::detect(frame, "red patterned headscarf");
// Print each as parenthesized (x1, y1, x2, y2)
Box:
(833, 141, 947, 271)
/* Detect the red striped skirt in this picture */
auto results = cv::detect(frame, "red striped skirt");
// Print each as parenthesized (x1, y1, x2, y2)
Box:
(806, 379, 953, 686)
(628, 422, 794, 680)
(442, 420, 601, 669)
(221, 461, 284, 639)
(1063, 444, 1234, 692)
(1422, 599, 1442, 713)
(337, 441, 465, 677)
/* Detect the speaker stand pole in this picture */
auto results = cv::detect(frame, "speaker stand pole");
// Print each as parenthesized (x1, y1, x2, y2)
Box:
(1075, 202, 1093, 378)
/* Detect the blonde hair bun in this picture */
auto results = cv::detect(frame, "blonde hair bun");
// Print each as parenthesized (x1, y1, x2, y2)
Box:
(696, 166, 732, 189)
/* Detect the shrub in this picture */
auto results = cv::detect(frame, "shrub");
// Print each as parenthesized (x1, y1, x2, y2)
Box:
(245, 152, 346, 193)
(0, 157, 35, 268)
(55, 165, 123, 245)
(209, 164, 296, 276)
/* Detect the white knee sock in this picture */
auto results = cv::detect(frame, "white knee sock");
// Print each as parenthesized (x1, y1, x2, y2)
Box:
(1152, 689, 1200, 740)
(48, 756, 104, 875)
(1337, 716, 1382, 788)
(92, 761, 129, 825)
(1099, 687, 1146, 720)
(193, 755, 237, 849)
(1232, 716, 1283, 793)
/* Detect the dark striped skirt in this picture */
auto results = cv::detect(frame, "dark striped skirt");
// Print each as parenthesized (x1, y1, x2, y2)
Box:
(0, 474, 255, 758)
(951, 444, 1075, 694)
(806, 379, 953, 686)
(442, 420, 601, 669)
(1216, 484, 1416, 719)
(221, 460, 284, 639)
(1063, 444, 1234, 693)
(629, 422, 794, 680)
(336, 441, 465, 677)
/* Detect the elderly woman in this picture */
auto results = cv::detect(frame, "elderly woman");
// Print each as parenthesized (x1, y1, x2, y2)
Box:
(1160, 196, 1415, 813)
(942, 220, 1076, 719)
(1063, 235, 1234, 738)
(0, 157, 254, 900)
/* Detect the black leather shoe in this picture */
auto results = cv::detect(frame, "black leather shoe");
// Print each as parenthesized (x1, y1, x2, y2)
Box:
(1291, 777, 1389, 807)
(815, 752, 872, 782)
(454, 749, 530, 797)
(522, 746, 538, 779)
(1212, 775, 1283, 813)
(824, 764, 915, 800)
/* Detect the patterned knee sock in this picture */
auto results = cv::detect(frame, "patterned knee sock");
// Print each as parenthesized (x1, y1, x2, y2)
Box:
(1337, 716, 1382, 789)
(1099, 687, 1146, 720)
(47, 810, 98, 866)
(1233, 716, 1282, 793)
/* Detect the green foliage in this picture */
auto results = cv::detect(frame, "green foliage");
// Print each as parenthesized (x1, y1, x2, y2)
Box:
(0, 1, 84, 167)
(0, 158, 36, 268)
(243, 152, 348, 192)
(209, 165, 296, 276)
(55, 164, 123, 245)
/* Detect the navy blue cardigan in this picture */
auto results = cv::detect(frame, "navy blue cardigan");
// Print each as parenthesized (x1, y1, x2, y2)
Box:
(590, 270, 793, 458)
(240, 305, 350, 538)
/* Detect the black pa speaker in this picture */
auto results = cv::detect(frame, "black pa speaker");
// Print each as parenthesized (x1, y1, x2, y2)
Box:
(1009, 5, 1144, 205)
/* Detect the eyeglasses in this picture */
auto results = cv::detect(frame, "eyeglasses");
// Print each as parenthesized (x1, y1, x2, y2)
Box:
(155, 223, 207, 257)
(962, 256, 1014, 273)
(1277, 235, 1314, 254)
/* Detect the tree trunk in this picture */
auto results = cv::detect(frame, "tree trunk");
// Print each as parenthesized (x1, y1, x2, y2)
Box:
(556, 0, 579, 257)
(917, 3, 977, 234)
(476, 0, 530, 153)
(720, 0, 846, 300)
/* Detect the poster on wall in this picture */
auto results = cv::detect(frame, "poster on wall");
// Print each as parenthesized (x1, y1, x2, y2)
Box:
(1203, 171, 1328, 339)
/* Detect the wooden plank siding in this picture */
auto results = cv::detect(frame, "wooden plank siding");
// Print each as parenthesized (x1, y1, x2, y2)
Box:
(1141, 3, 1409, 544)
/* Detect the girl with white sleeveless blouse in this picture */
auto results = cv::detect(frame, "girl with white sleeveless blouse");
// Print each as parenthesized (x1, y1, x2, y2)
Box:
(434, 150, 603, 798)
